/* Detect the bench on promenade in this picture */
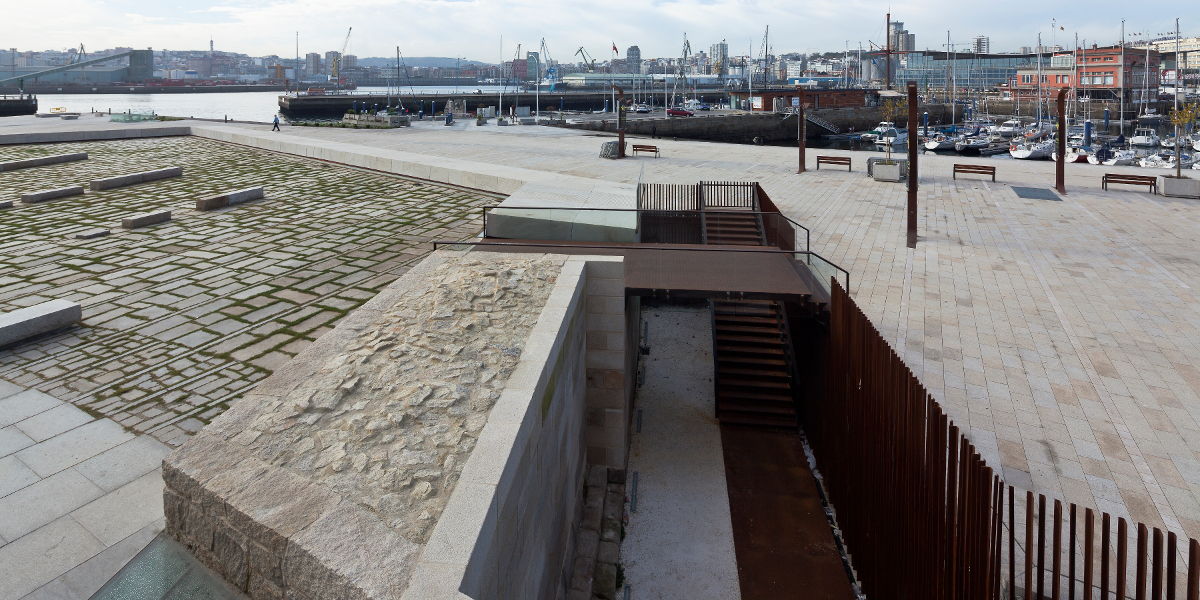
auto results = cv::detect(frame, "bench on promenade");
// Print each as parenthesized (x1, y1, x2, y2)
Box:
(20, 186, 85, 205)
(1102, 173, 1157, 193)
(122, 210, 172, 229)
(816, 155, 852, 171)
(632, 144, 660, 158)
(0, 152, 87, 172)
(90, 167, 183, 191)
(0, 300, 82, 348)
(196, 187, 264, 211)
(953, 164, 996, 182)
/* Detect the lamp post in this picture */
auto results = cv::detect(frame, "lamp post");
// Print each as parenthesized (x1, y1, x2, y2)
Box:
(1056, 87, 1068, 195)
(906, 81, 919, 248)
(797, 86, 807, 173)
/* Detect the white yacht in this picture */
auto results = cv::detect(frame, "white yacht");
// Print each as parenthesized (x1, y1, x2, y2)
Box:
(1087, 149, 1136, 166)
(924, 133, 958, 151)
(1009, 140, 1054, 160)
(874, 128, 906, 148)
(860, 121, 896, 142)
(993, 119, 1024, 137)
(1130, 127, 1160, 147)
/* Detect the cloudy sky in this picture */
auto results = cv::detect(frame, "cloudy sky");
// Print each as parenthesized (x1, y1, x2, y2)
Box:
(8, 0, 1191, 60)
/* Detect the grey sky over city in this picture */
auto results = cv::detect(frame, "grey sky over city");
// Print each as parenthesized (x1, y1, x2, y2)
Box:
(8, 0, 1193, 60)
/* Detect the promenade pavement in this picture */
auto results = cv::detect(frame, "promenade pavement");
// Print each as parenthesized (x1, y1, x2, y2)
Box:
(236, 119, 1200, 541)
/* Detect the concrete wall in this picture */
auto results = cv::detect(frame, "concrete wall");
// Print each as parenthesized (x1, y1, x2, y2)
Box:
(403, 256, 630, 600)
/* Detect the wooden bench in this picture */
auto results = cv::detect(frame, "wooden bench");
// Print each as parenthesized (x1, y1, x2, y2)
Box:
(632, 144, 660, 157)
(953, 163, 996, 181)
(816, 155, 851, 171)
(1102, 173, 1157, 193)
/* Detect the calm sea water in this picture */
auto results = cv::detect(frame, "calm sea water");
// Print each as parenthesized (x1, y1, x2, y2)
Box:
(24, 86, 509, 122)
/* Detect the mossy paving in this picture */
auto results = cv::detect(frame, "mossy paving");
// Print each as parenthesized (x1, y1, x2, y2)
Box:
(0, 136, 498, 446)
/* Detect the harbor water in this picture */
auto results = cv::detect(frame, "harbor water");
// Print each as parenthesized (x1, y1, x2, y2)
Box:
(18, 86, 508, 122)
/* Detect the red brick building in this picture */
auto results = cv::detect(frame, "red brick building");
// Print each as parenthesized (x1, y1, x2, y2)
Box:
(1010, 45, 1160, 102)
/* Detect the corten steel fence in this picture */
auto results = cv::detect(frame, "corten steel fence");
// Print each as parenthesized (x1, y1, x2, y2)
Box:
(699, 180, 758, 209)
(816, 281, 1200, 600)
(637, 183, 701, 211)
(636, 181, 759, 211)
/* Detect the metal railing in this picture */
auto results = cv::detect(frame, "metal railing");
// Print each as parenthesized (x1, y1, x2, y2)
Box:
(481, 205, 813, 255)
(816, 281, 1200, 600)
(429, 239, 849, 295)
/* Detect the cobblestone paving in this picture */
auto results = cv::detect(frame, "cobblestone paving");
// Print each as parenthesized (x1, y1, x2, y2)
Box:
(0, 137, 496, 447)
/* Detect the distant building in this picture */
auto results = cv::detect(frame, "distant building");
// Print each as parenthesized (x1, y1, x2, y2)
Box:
(343, 54, 357, 69)
(526, 51, 540, 81)
(710, 41, 729, 77)
(972, 36, 990, 54)
(625, 46, 641, 73)
(324, 51, 340, 75)
(305, 53, 321, 77)
(1133, 36, 1200, 70)
(894, 50, 1044, 91)
(889, 21, 915, 52)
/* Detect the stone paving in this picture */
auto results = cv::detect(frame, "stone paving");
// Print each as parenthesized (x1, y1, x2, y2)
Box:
(0, 382, 169, 600)
(187, 122, 1200, 543)
(0, 136, 496, 448)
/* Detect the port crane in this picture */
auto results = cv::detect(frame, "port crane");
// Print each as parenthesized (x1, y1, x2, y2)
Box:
(330, 27, 352, 87)
(540, 38, 558, 92)
(575, 47, 597, 72)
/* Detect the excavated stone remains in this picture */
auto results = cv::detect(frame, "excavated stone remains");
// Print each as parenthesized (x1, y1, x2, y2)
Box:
(240, 256, 561, 544)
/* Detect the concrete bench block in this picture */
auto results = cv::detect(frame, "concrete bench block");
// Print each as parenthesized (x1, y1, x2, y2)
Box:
(0, 300, 82, 348)
(195, 187, 264, 211)
(20, 186, 85, 204)
(89, 166, 183, 191)
(0, 152, 88, 172)
(121, 210, 172, 229)
(0, 201, 11, 210)
(74, 228, 110, 240)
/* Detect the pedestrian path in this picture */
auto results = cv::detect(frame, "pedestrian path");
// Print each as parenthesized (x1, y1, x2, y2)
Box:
(0, 381, 169, 600)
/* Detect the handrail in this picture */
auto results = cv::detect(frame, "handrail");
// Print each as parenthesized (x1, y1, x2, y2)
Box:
(482, 205, 814, 254)
(429, 239, 850, 293)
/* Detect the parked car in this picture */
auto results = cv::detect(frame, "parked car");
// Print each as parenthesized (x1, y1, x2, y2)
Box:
(634, 104, 651, 113)
(698, 104, 712, 111)
(667, 107, 694, 117)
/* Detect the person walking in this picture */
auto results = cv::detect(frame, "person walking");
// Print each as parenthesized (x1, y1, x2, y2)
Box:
(271, 115, 281, 131)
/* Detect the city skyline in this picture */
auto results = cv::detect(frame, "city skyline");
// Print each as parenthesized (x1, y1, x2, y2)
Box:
(6, 0, 1193, 63)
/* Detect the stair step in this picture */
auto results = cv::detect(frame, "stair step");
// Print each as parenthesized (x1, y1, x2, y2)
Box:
(718, 388, 794, 402)
(714, 324, 781, 335)
(717, 410, 798, 428)
(715, 333, 785, 345)
(714, 299, 777, 306)
(717, 366, 790, 379)
(718, 378, 791, 391)
(718, 356, 788, 367)
(714, 315, 780, 326)
(716, 344, 786, 356)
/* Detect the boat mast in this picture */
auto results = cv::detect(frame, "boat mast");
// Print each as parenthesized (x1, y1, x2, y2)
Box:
(885, 12, 892, 90)
(1120, 21, 1125, 135)
(1175, 17, 1181, 168)
(1036, 32, 1043, 127)
(498, 34, 503, 123)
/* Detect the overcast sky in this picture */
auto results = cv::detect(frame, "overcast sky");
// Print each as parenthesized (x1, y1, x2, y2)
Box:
(8, 0, 1192, 61)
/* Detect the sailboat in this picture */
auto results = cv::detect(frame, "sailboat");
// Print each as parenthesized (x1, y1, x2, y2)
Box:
(1009, 139, 1054, 159)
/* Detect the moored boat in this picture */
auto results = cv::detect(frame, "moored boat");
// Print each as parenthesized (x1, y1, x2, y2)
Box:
(1009, 140, 1054, 160)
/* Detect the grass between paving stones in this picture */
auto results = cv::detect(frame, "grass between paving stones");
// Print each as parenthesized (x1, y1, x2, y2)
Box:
(0, 136, 500, 445)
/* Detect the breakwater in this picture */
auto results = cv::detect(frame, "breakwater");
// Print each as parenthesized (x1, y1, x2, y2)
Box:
(558, 105, 958, 145)
(279, 91, 733, 117)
